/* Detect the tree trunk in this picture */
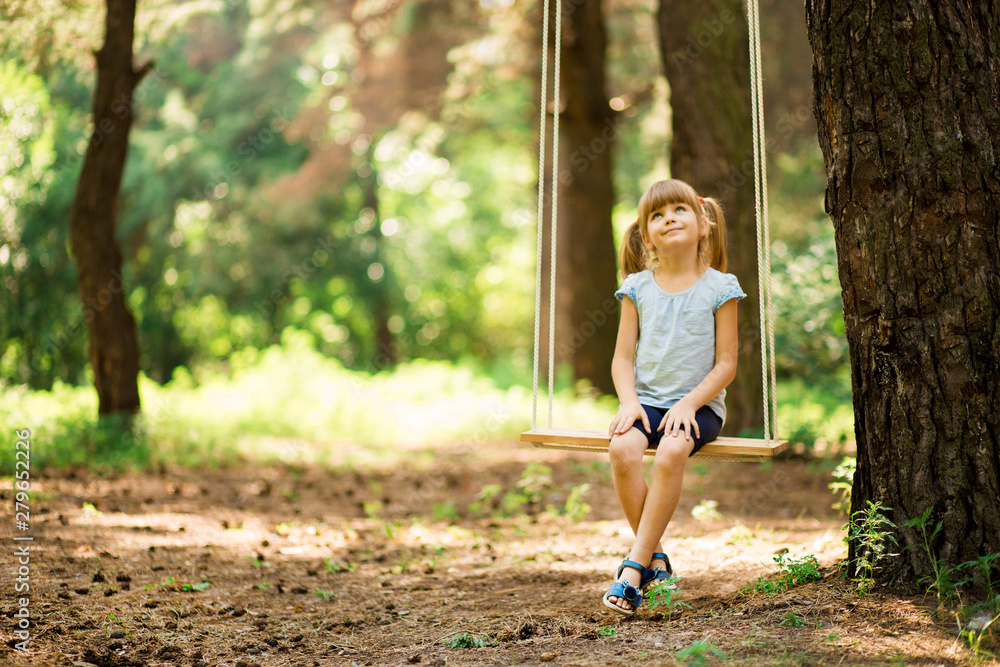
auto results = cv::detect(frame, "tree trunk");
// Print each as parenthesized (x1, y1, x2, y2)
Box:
(68, 0, 150, 416)
(658, 0, 763, 435)
(806, 1, 1000, 583)
(554, 0, 618, 396)
(362, 140, 397, 369)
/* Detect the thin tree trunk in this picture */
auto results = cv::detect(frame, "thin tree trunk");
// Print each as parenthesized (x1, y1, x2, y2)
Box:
(554, 0, 618, 396)
(658, 0, 763, 435)
(68, 0, 150, 416)
(806, 1, 1000, 582)
(362, 140, 396, 368)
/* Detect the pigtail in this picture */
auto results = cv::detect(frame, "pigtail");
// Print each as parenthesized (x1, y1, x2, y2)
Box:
(619, 219, 648, 279)
(699, 196, 728, 273)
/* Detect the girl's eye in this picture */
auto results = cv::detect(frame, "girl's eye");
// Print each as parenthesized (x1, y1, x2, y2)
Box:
(675, 205, 686, 213)
(651, 212, 662, 219)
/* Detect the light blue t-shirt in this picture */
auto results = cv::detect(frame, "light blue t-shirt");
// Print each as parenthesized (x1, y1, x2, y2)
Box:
(615, 268, 746, 424)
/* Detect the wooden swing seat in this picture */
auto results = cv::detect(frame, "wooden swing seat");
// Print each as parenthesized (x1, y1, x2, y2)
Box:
(521, 428, 788, 462)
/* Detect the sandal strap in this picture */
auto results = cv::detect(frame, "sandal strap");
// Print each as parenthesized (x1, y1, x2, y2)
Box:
(615, 559, 647, 580)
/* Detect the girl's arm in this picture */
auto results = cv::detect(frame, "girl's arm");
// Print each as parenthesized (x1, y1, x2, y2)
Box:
(609, 296, 652, 436)
(660, 298, 739, 440)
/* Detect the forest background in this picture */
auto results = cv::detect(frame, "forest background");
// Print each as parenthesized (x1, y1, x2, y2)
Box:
(0, 0, 851, 467)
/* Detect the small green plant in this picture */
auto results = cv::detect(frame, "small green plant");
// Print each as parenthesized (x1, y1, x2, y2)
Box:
(362, 500, 383, 519)
(779, 612, 807, 627)
(675, 640, 727, 666)
(691, 499, 721, 522)
(554, 483, 592, 520)
(313, 589, 335, 600)
(597, 626, 617, 637)
(325, 558, 358, 573)
(104, 613, 130, 636)
(726, 522, 753, 546)
(432, 501, 459, 522)
(514, 462, 553, 513)
(743, 554, 822, 596)
(253, 579, 270, 591)
(849, 500, 898, 595)
(905, 507, 959, 605)
(445, 632, 491, 649)
(828, 456, 856, 514)
(180, 581, 211, 592)
(468, 484, 503, 516)
(646, 576, 692, 621)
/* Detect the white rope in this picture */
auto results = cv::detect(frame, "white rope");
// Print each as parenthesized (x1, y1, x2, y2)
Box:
(547, 0, 562, 427)
(747, 0, 778, 442)
(530, 0, 551, 431)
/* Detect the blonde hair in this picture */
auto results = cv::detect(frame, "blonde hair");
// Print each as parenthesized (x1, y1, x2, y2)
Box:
(619, 179, 728, 278)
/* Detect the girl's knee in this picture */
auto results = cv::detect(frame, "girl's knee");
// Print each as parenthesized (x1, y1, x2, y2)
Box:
(652, 434, 691, 470)
(609, 431, 646, 470)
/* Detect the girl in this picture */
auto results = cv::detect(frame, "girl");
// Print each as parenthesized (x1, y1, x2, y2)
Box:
(602, 179, 745, 615)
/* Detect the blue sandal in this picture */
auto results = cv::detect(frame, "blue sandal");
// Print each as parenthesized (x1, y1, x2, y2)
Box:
(641, 552, 676, 592)
(602, 559, 645, 616)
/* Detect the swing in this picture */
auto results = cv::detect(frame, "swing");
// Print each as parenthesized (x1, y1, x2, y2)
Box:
(520, 0, 787, 463)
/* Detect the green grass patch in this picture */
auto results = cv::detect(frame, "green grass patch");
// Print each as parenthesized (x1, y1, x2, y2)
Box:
(0, 341, 854, 472)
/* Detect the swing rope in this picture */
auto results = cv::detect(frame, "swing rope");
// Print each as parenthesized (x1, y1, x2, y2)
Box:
(526, 1, 785, 460)
(531, 0, 562, 431)
(747, 0, 779, 443)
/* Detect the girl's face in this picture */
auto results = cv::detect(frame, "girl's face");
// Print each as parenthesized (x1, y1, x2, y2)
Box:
(643, 201, 707, 254)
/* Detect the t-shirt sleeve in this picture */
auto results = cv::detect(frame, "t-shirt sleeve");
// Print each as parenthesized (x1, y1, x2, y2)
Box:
(715, 273, 747, 311)
(615, 273, 638, 304)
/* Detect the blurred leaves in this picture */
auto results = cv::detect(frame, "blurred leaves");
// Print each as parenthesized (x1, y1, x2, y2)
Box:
(1, 0, 843, 420)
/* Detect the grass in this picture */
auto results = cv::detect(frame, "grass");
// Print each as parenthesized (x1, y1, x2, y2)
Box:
(0, 341, 855, 472)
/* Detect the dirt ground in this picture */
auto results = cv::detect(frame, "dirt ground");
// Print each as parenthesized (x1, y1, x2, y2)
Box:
(1, 438, 996, 667)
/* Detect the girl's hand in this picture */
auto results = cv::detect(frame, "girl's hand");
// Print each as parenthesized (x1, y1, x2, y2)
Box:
(660, 400, 700, 441)
(610, 402, 650, 437)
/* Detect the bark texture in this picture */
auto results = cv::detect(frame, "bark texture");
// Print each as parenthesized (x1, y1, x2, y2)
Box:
(68, 0, 149, 416)
(658, 0, 763, 435)
(806, 1, 1000, 581)
(551, 0, 619, 396)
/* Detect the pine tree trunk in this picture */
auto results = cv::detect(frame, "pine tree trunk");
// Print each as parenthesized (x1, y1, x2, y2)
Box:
(658, 0, 763, 435)
(554, 0, 618, 396)
(806, 1, 1000, 582)
(68, 0, 150, 416)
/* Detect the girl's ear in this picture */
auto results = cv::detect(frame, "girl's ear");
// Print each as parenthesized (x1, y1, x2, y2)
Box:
(699, 215, 711, 238)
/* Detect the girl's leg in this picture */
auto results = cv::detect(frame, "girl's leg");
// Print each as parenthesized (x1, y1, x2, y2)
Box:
(608, 428, 668, 553)
(606, 429, 670, 610)
(606, 433, 690, 610)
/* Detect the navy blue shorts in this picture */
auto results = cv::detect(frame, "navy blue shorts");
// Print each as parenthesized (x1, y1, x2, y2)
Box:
(631, 404, 723, 455)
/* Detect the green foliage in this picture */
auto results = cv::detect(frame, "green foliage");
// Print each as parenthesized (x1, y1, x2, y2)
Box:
(646, 576, 692, 621)
(905, 507, 959, 605)
(597, 626, 617, 637)
(1, 0, 839, 405)
(743, 554, 822, 596)
(691, 499, 721, 522)
(829, 456, 856, 514)
(2, 346, 620, 472)
(675, 640, 727, 666)
(779, 612, 808, 627)
(445, 633, 491, 649)
(775, 369, 854, 451)
(848, 500, 898, 596)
